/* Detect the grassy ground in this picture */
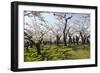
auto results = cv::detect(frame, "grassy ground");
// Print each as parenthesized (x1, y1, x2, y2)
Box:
(24, 44, 90, 62)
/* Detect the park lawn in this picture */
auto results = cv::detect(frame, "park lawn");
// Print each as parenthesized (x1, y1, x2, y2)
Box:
(67, 49, 90, 59)
(24, 44, 90, 62)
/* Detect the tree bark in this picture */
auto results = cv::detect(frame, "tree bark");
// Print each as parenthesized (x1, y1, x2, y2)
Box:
(63, 19, 67, 46)
(35, 41, 41, 55)
(56, 35, 60, 45)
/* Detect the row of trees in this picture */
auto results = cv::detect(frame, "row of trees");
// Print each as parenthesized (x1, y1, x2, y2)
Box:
(24, 11, 90, 54)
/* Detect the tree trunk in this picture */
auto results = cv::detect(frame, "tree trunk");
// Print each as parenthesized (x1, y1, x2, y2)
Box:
(56, 35, 60, 45)
(35, 41, 41, 55)
(80, 32, 85, 44)
(69, 34, 72, 44)
(63, 20, 67, 46)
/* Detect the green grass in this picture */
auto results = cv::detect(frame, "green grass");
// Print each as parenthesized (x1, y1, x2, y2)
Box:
(24, 44, 90, 62)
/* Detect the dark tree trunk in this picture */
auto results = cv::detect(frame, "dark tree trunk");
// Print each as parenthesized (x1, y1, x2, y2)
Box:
(35, 41, 41, 55)
(49, 38, 52, 45)
(86, 35, 90, 44)
(68, 34, 72, 44)
(80, 32, 86, 44)
(56, 35, 60, 45)
(63, 32, 67, 46)
(72, 37, 75, 44)
(63, 19, 67, 46)
(76, 35, 79, 45)
(80, 32, 84, 44)
(30, 40, 33, 48)
(24, 40, 29, 52)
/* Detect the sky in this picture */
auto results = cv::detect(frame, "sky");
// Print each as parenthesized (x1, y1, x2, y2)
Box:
(24, 11, 90, 28)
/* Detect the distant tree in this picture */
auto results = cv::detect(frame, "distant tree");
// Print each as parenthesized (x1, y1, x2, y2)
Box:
(68, 33, 72, 44)
(72, 14, 90, 44)
(53, 13, 72, 46)
(76, 35, 79, 44)
(72, 37, 75, 44)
